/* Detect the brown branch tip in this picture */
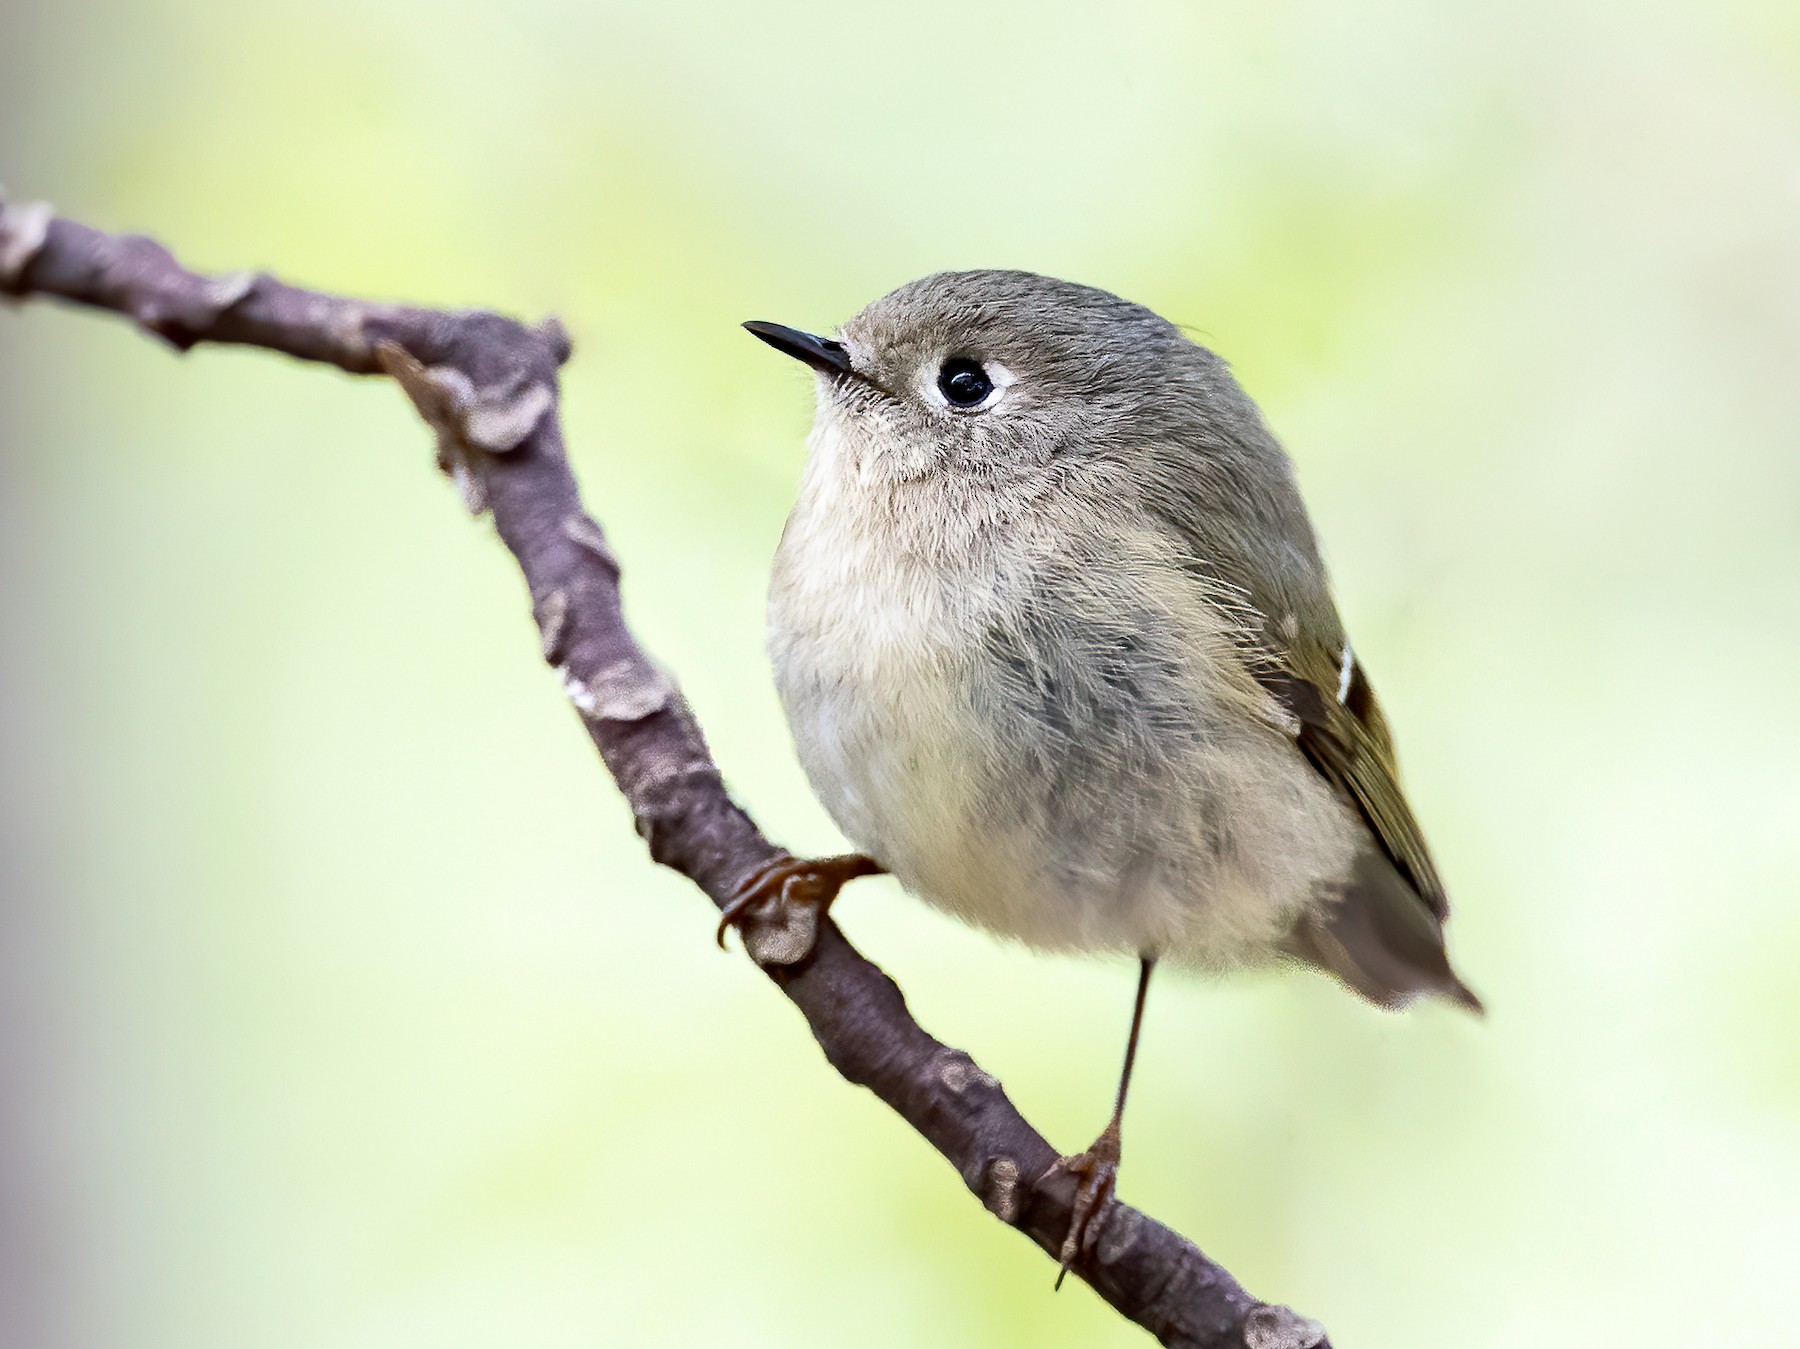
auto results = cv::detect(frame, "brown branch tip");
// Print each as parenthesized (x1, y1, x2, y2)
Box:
(0, 192, 1332, 1349)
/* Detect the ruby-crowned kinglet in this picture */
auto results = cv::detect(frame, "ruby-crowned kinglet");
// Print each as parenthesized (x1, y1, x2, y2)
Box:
(737, 270, 1480, 1278)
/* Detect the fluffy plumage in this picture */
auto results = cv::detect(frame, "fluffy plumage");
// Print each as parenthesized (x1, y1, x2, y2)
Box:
(763, 270, 1478, 1011)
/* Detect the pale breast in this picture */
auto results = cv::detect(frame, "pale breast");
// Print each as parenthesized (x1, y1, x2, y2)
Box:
(767, 479, 1004, 902)
(766, 459, 1360, 968)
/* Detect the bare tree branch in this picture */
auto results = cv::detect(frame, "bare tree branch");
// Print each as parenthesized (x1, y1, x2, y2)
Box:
(0, 194, 1330, 1349)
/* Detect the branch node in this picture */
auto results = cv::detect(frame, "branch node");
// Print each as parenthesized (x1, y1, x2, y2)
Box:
(980, 1155, 1024, 1225)
(537, 588, 571, 664)
(1243, 1305, 1329, 1349)
(535, 314, 574, 365)
(201, 268, 260, 316)
(0, 197, 55, 291)
(937, 1047, 999, 1096)
(743, 904, 822, 968)
(558, 657, 671, 724)
(466, 375, 554, 454)
(562, 513, 620, 574)
(376, 341, 490, 515)
(327, 304, 372, 363)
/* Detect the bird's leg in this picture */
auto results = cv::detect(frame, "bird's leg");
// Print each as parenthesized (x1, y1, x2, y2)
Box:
(715, 851, 884, 963)
(1047, 956, 1155, 1289)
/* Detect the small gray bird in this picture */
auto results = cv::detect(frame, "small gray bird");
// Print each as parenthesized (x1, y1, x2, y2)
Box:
(732, 270, 1480, 1280)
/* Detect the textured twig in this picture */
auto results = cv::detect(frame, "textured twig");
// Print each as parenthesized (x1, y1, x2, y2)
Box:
(0, 193, 1330, 1349)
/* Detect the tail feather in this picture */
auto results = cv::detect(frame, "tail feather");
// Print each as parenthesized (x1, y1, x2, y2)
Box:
(1287, 849, 1484, 1015)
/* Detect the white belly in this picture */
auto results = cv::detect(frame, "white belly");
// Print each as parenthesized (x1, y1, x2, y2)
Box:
(766, 474, 1359, 970)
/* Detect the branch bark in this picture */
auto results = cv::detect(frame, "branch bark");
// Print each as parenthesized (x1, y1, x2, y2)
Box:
(0, 194, 1330, 1349)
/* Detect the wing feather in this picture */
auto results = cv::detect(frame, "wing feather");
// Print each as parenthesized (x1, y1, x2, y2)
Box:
(1128, 366, 1477, 1007)
(1251, 649, 1447, 920)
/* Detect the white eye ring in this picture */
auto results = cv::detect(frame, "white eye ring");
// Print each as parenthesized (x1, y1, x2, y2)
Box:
(925, 358, 1016, 413)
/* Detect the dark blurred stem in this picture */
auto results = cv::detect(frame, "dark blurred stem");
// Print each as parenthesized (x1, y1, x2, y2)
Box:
(0, 195, 1330, 1349)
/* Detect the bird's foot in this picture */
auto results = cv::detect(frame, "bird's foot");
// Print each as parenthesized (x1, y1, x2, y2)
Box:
(715, 851, 883, 965)
(1046, 1121, 1122, 1290)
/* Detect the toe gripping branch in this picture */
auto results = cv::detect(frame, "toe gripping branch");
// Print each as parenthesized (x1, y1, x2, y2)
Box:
(715, 851, 885, 964)
(1047, 1123, 1123, 1290)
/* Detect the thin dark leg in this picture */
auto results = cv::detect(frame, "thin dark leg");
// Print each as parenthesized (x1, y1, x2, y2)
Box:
(1050, 955, 1156, 1289)
(1108, 955, 1155, 1131)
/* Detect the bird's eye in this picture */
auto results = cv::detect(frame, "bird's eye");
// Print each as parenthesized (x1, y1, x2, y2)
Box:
(938, 357, 994, 408)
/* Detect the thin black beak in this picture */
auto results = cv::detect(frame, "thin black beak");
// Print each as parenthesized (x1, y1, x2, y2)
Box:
(742, 320, 856, 377)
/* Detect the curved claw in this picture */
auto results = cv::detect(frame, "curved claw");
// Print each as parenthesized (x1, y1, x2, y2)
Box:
(714, 851, 884, 957)
(1047, 1124, 1122, 1290)
(714, 855, 786, 948)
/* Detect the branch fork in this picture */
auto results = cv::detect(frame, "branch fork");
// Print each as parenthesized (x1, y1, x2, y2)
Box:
(0, 192, 1331, 1349)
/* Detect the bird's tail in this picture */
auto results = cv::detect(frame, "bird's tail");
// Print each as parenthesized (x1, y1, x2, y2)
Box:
(1286, 854, 1484, 1015)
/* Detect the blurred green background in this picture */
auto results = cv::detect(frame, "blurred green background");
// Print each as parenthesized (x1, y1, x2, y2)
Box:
(3, 1, 1797, 1345)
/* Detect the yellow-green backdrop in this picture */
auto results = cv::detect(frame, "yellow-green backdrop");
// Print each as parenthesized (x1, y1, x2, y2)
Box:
(3, 2, 1797, 1346)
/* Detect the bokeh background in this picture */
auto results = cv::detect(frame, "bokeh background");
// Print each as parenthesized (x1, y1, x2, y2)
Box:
(3, 1, 1797, 1346)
